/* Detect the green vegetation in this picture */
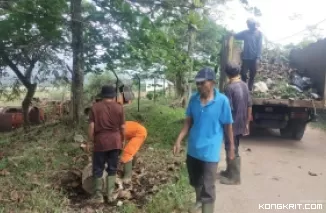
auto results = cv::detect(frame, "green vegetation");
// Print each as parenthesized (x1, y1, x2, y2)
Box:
(0, 101, 192, 212)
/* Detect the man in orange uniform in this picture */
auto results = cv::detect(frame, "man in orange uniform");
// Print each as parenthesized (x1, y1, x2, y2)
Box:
(120, 121, 147, 184)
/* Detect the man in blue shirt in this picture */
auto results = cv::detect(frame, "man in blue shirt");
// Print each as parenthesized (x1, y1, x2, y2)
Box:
(234, 18, 263, 91)
(173, 68, 235, 213)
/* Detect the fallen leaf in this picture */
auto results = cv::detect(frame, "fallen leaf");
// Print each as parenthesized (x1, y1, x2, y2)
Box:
(0, 169, 10, 176)
(308, 171, 317, 176)
(118, 190, 132, 199)
(71, 181, 79, 188)
(151, 185, 159, 192)
(10, 190, 19, 201)
(117, 200, 123, 207)
(74, 134, 84, 143)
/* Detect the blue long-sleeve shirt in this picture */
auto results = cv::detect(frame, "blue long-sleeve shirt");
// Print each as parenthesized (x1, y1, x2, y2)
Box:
(234, 30, 263, 60)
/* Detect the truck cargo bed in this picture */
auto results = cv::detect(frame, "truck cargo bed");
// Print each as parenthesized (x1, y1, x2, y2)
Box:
(252, 98, 324, 108)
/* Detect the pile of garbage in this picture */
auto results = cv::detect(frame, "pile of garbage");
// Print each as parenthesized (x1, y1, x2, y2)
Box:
(253, 62, 321, 100)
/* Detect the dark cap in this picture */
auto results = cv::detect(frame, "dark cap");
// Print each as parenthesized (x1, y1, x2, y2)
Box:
(195, 67, 216, 82)
(225, 62, 241, 77)
(100, 85, 117, 99)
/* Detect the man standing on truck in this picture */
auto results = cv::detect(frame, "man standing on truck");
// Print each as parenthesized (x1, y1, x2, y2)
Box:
(88, 85, 125, 204)
(219, 63, 252, 185)
(233, 18, 263, 91)
(173, 67, 235, 213)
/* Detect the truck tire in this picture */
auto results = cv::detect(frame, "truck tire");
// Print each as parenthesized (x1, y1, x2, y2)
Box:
(280, 127, 291, 138)
(291, 122, 306, 141)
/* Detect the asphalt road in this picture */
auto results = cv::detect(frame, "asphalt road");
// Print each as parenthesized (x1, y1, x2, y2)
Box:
(215, 126, 326, 213)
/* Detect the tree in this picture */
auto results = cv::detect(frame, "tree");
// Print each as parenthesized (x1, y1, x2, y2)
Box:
(0, 0, 67, 128)
(70, 0, 84, 125)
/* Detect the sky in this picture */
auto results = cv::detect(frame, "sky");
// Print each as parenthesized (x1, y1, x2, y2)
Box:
(219, 0, 326, 45)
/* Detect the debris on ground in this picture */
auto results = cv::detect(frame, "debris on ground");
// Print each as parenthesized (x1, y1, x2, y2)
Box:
(253, 62, 321, 100)
(55, 147, 182, 212)
(308, 171, 318, 176)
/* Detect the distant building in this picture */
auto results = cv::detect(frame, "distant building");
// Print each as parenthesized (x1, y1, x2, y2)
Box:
(141, 78, 174, 92)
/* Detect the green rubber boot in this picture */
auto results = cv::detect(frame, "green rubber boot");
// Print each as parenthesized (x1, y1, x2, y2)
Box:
(89, 177, 104, 204)
(202, 203, 214, 213)
(220, 156, 241, 185)
(122, 161, 133, 184)
(188, 187, 202, 213)
(106, 175, 116, 203)
(219, 156, 230, 178)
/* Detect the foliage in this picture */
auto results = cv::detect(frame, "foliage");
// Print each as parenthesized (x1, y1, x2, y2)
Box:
(146, 90, 165, 101)
(0, 0, 68, 90)
(83, 71, 116, 101)
(0, 101, 191, 212)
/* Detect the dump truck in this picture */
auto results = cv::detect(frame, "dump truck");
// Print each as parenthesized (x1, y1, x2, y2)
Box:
(219, 36, 326, 141)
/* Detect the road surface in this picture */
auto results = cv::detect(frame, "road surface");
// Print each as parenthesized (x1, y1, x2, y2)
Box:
(215, 126, 326, 213)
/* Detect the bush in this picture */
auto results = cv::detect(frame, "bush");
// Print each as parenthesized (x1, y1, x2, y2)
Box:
(146, 90, 165, 100)
(146, 92, 154, 100)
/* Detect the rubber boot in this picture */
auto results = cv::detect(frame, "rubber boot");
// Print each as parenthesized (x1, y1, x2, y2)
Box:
(89, 177, 104, 204)
(132, 155, 137, 167)
(188, 187, 202, 213)
(106, 175, 116, 203)
(220, 156, 241, 185)
(202, 203, 214, 213)
(219, 156, 230, 178)
(122, 161, 133, 184)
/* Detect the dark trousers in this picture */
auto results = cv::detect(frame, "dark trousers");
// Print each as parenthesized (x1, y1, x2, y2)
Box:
(186, 155, 218, 204)
(241, 59, 257, 91)
(92, 149, 121, 177)
(224, 134, 241, 157)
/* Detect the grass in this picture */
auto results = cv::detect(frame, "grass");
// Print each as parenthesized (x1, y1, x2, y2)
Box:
(0, 88, 70, 106)
(0, 100, 193, 213)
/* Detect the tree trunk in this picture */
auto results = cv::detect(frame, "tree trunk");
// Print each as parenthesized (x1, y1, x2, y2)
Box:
(175, 71, 185, 98)
(184, 25, 196, 108)
(71, 0, 84, 125)
(22, 83, 37, 130)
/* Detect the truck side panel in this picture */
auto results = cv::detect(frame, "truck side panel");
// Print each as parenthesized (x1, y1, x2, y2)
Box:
(289, 39, 326, 106)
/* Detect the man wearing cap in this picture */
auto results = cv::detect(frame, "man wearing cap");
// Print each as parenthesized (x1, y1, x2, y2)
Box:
(233, 18, 263, 91)
(219, 62, 252, 185)
(88, 85, 125, 204)
(173, 67, 235, 213)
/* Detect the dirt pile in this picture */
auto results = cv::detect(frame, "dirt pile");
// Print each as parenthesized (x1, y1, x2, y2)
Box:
(253, 62, 321, 100)
(56, 147, 182, 212)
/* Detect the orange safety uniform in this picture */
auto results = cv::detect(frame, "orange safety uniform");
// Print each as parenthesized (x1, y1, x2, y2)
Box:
(121, 121, 147, 163)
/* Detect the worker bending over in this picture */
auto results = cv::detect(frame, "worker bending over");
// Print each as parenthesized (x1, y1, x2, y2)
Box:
(121, 121, 147, 184)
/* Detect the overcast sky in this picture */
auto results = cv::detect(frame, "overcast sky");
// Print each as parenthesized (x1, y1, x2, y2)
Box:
(220, 0, 326, 45)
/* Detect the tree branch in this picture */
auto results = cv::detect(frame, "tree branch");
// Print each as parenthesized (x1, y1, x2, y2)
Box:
(0, 47, 30, 87)
(25, 57, 38, 81)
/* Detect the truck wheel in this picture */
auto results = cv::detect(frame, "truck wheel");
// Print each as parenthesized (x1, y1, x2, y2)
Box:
(280, 127, 291, 138)
(291, 122, 306, 141)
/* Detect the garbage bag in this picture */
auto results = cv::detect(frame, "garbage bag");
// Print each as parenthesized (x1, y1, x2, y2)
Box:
(289, 73, 312, 90)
